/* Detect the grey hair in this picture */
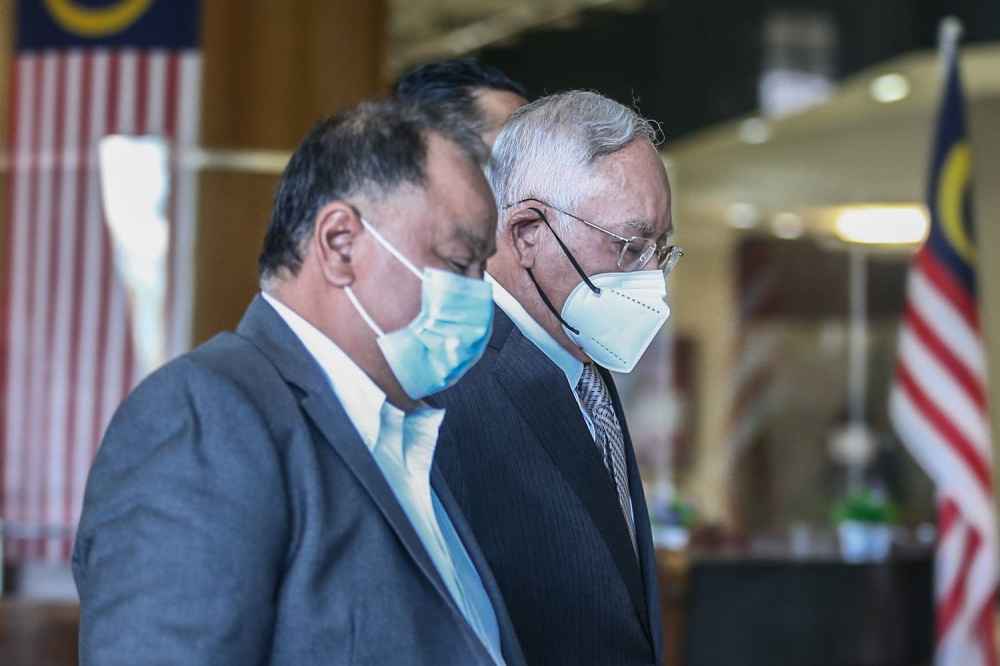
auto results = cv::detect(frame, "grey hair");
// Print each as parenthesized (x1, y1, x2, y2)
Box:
(487, 90, 660, 234)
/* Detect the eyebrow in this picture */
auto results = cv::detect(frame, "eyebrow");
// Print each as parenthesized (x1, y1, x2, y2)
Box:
(627, 218, 655, 236)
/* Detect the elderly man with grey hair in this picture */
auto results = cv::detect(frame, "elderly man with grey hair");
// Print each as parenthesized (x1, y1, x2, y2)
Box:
(428, 90, 680, 665)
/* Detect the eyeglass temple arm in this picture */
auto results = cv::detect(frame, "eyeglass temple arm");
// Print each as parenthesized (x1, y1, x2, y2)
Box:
(526, 207, 601, 294)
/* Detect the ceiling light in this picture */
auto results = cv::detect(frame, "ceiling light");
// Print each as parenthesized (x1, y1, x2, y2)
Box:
(870, 73, 911, 104)
(726, 203, 761, 229)
(835, 205, 928, 244)
(772, 212, 804, 239)
(739, 118, 773, 144)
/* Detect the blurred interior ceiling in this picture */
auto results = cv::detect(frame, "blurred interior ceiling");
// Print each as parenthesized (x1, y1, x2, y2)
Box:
(388, 0, 645, 76)
(665, 43, 1000, 249)
(389, 0, 999, 253)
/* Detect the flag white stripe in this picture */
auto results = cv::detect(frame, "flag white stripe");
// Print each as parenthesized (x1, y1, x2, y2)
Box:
(24, 54, 60, 554)
(898, 327, 989, 454)
(43, 50, 84, 561)
(145, 51, 168, 134)
(890, 388, 995, 530)
(909, 270, 987, 382)
(171, 53, 202, 358)
(4, 55, 38, 542)
(69, 50, 110, 534)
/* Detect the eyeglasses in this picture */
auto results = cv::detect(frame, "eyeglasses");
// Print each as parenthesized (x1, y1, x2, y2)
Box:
(507, 198, 683, 274)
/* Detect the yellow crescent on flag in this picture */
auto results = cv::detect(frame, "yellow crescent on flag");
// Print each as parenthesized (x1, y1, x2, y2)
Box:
(43, 0, 155, 38)
(937, 141, 975, 264)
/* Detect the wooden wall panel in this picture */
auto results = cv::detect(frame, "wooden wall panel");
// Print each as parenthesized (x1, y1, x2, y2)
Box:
(194, 0, 388, 341)
(200, 0, 389, 150)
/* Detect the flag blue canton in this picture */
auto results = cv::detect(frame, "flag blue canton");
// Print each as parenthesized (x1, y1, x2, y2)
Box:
(925, 55, 977, 296)
(17, 0, 200, 51)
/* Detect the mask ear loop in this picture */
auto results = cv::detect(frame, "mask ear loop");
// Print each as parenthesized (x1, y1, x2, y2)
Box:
(522, 206, 599, 336)
(526, 267, 580, 335)
(344, 286, 386, 338)
(528, 207, 601, 295)
(357, 215, 424, 280)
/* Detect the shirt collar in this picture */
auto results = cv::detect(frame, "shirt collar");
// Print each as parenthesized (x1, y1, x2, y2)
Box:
(262, 292, 386, 445)
(485, 273, 584, 389)
(261, 292, 444, 468)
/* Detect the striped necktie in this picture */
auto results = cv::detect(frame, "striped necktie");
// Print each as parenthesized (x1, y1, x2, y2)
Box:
(577, 363, 638, 557)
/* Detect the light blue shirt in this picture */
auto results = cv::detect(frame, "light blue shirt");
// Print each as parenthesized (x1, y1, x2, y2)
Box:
(262, 293, 504, 664)
(485, 274, 596, 439)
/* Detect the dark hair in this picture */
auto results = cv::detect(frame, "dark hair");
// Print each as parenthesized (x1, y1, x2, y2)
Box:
(257, 100, 482, 282)
(396, 59, 526, 134)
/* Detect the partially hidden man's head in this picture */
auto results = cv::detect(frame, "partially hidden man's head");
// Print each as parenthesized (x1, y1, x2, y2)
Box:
(396, 59, 528, 150)
(257, 99, 497, 349)
(486, 91, 674, 369)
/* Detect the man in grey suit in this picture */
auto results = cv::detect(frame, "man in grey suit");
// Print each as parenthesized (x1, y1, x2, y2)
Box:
(72, 100, 525, 665)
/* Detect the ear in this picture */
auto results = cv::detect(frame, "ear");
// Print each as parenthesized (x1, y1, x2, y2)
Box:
(312, 202, 361, 287)
(505, 207, 545, 270)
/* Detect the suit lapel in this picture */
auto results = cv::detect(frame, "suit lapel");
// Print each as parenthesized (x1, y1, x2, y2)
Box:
(602, 366, 663, 660)
(490, 310, 650, 636)
(433, 468, 527, 666)
(235, 296, 465, 627)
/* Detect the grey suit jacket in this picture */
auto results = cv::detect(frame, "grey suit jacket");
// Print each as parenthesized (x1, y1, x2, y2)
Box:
(72, 295, 526, 666)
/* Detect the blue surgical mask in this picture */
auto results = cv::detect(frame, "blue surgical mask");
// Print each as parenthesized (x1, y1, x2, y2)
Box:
(344, 217, 494, 400)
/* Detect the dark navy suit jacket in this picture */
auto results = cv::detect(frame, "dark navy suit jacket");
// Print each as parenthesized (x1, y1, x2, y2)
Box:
(73, 296, 527, 666)
(429, 307, 664, 665)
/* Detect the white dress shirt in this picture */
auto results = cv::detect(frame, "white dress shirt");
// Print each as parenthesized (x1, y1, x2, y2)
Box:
(262, 293, 504, 664)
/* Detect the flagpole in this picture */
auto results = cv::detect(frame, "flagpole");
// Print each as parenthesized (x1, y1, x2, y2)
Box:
(938, 16, 963, 70)
(847, 248, 868, 495)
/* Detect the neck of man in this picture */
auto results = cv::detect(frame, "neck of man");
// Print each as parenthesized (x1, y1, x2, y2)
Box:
(265, 278, 421, 413)
(488, 252, 591, 364)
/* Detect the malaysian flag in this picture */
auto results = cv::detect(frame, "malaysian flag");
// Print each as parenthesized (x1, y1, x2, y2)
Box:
(889, 22, 996, 666)
(1, 0, 202, 563)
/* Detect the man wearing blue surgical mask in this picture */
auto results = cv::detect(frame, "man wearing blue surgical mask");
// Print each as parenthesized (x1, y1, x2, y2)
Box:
(429, 91, 679, 666)
(73, 101, 526, 666)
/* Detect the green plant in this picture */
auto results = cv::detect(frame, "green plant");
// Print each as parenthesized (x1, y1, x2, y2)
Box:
(833, 490, 899, 525)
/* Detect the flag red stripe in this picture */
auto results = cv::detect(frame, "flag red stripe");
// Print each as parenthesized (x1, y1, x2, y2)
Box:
(916, 249, 980, 331)
(136, 52, 150, 134)
(896, 362, 992, 493)
(939, 496, 960, 539)
(164, 55, 180, 350)
(904, 302, 986, 411)
(977, 591, 998, 666)
(937, 523, 981, 641)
